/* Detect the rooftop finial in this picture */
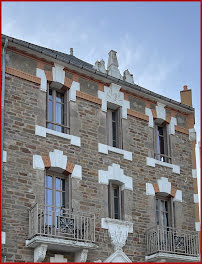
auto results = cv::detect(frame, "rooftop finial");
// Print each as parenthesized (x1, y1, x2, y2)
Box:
(70, 48, 73, 56)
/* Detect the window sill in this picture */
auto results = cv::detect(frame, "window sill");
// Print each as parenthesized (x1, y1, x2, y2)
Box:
(35, 125, 81, 147)
(98, 143, 132, 161)
(146, 157, 180, 174)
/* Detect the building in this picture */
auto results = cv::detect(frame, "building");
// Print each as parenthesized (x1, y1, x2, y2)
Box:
(1, 34, 200, 262)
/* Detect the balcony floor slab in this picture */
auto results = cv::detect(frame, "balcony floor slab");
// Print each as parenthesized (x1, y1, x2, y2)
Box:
(26, 235, 98, 253)
(145, 252, 200, 262)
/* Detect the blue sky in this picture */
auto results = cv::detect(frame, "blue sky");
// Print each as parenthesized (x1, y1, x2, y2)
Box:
(2, 2, 200, 140)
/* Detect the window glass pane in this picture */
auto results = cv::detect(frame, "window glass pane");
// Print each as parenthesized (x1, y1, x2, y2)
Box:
(46, 175, 52, 188)
(158, 126, 164, 136)
(156, 210, 159, 225)
(62, 192, 65, 208)
(46, 189, 52, 206)
(56, 178, 61, 191)
(48, 100, 53, 122)
(112, 122, 117, 147)
(49, 89, 52, 100)
(56, 92, 64, 103)
(114, 187, 119, 219)
(112, 111, 116, 121)
(56, 191, 61, 208)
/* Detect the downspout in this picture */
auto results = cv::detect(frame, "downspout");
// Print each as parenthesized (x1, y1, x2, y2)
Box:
(1, 37, 8, 262)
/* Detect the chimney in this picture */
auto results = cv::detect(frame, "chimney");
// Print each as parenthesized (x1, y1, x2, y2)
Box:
(180, 85, 192, 107)
(70, 48, 73, 56)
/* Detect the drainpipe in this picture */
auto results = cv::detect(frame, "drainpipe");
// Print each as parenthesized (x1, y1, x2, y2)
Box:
(1, 37, 8, 258)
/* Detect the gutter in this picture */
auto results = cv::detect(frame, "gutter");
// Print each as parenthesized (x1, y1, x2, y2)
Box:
(1, 37, 8, 252)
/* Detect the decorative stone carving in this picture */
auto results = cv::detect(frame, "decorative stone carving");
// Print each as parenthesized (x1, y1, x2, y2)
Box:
(94, 59, 106, 74)
(74, 249, 88, 262)
(189, 128, 196, 141)
(50, 254, 67, 263)
(123, 69, 134, 84)
(49, 149, 67, 171)
(98, 163, 133, 191)
(101, 218, 133, 251)
(34, 244, 47, 262)
(98, 83, 130, 119)
(107, 50, 122, 79)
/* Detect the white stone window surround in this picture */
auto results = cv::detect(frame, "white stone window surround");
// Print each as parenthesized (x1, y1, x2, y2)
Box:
(33, 149, 82, 180)
(98, 163, 133, 191)
(146, 177, 183, 202)
(35, 125, 81, 147)
(98, 143, 132, 161)
(98, 83, 130, 119)
(146, 157, 180, 174)
(3, 150, 7, 163)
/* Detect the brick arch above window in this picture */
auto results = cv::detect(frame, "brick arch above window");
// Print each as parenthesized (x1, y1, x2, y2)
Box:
(33, 149, 82, 179)
(146, 177, 182, 202)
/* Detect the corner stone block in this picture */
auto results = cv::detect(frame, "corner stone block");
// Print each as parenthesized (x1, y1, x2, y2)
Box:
(173, 190, 182, 202)
(146, 183, 155, 196)
(69, 81, 80, 101)
(35, 125, 46, 137)
(72, 164, 82, 180)
(36, 68, 47, 92)
(33, 155, 45, 170)
(146, 157, 155, 167)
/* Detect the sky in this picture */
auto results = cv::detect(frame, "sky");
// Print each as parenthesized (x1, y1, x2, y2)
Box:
(2, 2, 201, 192)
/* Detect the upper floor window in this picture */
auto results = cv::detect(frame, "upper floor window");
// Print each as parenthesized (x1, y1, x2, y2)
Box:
(156, 195, 174, 228)
(154, 123, 171, 163)
(107, 108, 122, 148)
(108, 181, 124, 220)
(47, 84, 70, 134)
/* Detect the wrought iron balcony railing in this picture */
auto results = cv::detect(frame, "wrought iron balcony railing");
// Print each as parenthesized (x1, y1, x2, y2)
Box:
(145, 226, 200, 257)
(28, 204, 95, 243)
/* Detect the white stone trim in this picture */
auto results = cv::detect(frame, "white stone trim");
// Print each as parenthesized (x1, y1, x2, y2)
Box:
(49, 150, 67, 171)
(33, 150, 82, 179)
(98, 83, 130, 119)
(157, 177, 171, 194)
(50, 254, 67, 263)
(194, 194, 199, 203)
(98, 143, 132, 161)
(104, 250, 132, 262)
(69, 81, 80, 101)
(146, 183, 155, 196)
(146, 157, 180, 174)
(72, 165, 82, 180)
(34, 244, 48, 262)
(146, 177, 182, 203)
(168, 117, 177, 135)
(156, 102, 166, 121)
(195, 222, 200, 231)
(98, 163, 133, 191)
(173, 190, 182, 202)
(145, 108, 153, 128)
(101, 218, 133, 251)
(192, 169, 197, 178)
(2, 231, 6, 244)
(36, 68, 47, 92)
(189, 128, 196, 141)
(33, 155, 45, 170)
(3, 150, 7, 163)
(52, 63, 65, 85)
(35, 125, 81, 147)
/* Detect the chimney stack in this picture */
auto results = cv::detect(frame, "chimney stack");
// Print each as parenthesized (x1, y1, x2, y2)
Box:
(180, 85, 192, 107)
(70, 48, 73, 56)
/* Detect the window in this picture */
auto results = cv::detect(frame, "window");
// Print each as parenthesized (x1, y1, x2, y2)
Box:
(155, 195, 174, 228)
(108, 181, 124, 220)
(106, 108, 122, 148)
(45, 173, 71, 227)
(47, 84, 70, 134)
(154, 123, 171, 163)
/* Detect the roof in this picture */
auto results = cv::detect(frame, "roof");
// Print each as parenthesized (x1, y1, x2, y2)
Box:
(2, 34, 194, 112)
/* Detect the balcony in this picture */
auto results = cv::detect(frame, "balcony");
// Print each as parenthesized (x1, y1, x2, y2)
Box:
(145, 226, 200, 262)
(26, 204, 97, 262)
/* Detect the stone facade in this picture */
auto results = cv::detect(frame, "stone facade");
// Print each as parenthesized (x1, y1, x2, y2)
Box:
(2, 35, 200, 262)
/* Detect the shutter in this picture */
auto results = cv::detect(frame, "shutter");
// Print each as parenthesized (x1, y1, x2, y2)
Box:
(107, 110, 112, 146)
(117, 108, 123, 149)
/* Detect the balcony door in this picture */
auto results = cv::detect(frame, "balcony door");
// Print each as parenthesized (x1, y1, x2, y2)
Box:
(45, 173, 71, 232)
